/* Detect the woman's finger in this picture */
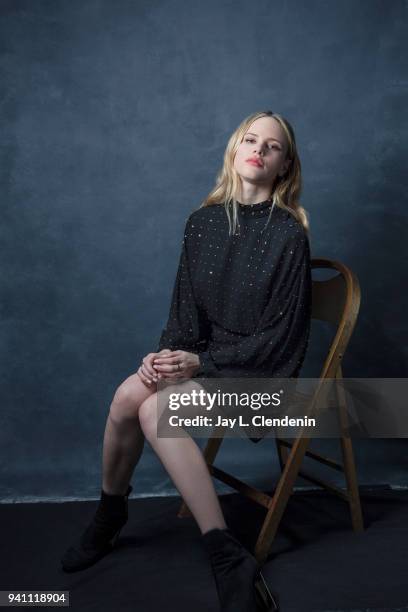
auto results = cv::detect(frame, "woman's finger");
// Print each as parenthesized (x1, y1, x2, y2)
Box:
(152, 351, 186, 380)
(154, 350, 182, 361)
(142, 356, 158, 381)
(153, 353, 182, 367)
(137, 365, 156, 386)
(158, 371, 185, 381)
(153, 361, 184, 373)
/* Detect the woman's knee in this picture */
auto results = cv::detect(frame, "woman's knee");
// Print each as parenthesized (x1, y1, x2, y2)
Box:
(110, 375, 156, 423)
(138, 381, 202, 439)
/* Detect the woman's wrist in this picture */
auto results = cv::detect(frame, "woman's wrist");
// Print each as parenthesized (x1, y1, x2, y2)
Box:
(193, 353, 201, 374)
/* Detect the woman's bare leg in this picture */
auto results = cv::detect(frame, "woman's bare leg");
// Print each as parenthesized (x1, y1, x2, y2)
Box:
(61, 373, 158, 572)
(101, 373, 156, 495)
(100, 374, 226, 534)
(138, 384, 227, 535)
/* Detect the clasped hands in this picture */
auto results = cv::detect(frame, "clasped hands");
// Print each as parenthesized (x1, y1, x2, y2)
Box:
(136, 348, 201, 387)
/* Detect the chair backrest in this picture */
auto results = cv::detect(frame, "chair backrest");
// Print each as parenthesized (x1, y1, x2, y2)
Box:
(311, 258, 361, 379)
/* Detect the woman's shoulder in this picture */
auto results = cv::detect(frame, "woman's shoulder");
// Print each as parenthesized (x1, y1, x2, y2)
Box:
(189, 203, 224, 220)
(185, 204, 225, 229)
(275, 206, 307, 234)
(271, 207, 310, 255)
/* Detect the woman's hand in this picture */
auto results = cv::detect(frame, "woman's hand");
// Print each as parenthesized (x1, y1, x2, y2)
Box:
(136, 349, 172, 387)
(152, 350, 201, 381)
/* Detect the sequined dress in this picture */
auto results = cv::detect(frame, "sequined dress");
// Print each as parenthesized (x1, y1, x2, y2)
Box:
(156, 199, 312, 442)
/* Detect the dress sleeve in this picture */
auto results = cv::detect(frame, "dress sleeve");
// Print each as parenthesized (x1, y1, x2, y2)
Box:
(195, 226, 312, 378)
(157, 216, 210, 354)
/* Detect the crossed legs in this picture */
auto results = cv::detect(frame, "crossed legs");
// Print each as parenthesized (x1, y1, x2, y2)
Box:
(101, 373, 227, 534)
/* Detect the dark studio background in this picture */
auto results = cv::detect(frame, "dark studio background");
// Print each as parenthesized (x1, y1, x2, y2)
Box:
(1, 0, 407, 503)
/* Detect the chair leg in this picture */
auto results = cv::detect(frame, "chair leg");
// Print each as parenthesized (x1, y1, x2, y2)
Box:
(255, 436, 311, 564)
(274, 438, 289, 473)
(177, 501, 193, 518)
(177, 435, 225, 519)
(340, 433, 364, 531)
(335, 368, 364, 532)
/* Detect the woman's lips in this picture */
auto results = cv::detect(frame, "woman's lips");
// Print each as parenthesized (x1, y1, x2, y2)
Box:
(246, 159, 263, 167)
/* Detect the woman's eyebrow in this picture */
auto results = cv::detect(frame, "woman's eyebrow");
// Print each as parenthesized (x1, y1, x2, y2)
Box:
(246, 132, 283, 145)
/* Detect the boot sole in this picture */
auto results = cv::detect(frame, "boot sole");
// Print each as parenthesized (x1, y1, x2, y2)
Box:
(61, 528, 123, 573)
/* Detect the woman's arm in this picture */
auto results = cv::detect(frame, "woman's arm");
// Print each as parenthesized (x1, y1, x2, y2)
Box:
(157, 215, 209, 355)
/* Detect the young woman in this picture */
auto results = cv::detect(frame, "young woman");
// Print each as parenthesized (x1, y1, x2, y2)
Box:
(61, 110, 312, 612)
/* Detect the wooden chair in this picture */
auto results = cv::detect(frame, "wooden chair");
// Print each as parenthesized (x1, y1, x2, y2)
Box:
(177, 258, 365, 563)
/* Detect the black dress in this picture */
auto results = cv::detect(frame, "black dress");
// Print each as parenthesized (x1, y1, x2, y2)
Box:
(156, 199, 312, 442)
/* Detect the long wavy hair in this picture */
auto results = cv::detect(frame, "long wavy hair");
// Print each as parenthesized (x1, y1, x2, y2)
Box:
(200, 110, 309, 236)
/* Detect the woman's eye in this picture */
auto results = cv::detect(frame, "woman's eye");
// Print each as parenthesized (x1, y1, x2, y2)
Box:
(244, 138, 280, 151)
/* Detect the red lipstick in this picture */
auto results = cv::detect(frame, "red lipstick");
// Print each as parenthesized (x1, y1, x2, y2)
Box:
(246, 157, 263, 168)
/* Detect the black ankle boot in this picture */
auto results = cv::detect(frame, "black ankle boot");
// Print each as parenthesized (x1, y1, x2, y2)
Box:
(202, 528, 279, 612)
(61, 485, 132, 573)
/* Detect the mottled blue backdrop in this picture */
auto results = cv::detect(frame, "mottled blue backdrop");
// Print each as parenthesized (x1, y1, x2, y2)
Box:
(1, 0, 407, 501)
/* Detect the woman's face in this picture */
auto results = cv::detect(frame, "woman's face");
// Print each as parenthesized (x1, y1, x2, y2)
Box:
(233, 116, 291, 187)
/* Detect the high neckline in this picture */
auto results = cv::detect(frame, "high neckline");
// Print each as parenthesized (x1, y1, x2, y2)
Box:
(236, 198, 275, 218)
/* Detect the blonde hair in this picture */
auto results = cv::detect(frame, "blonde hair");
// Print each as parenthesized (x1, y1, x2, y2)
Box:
(200, 110, 309, 235)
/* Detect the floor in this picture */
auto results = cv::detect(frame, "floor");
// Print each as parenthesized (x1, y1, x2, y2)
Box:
(1, 486, 407, 611)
